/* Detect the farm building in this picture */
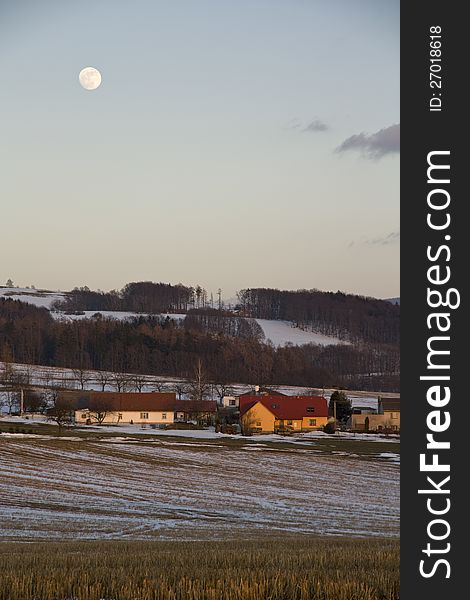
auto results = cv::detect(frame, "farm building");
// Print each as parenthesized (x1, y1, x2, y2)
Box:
(348, 397, 400, 432)
(239, 395, 328, 434)
(73, 391, 177, 425)
(69, 392, 218, 427)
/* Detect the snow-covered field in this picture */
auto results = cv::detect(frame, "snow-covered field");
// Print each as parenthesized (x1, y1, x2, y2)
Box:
(52, 311, 188, 322)
(255, 319, 346, 347)
(1, 415, 399, 444)
(0, 433, 399, 541)
(0, 287, 65, 309)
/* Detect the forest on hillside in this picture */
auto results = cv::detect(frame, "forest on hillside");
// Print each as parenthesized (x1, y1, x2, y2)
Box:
(238, 288, 399, 345)
(53, 281, 400, 347)
(0, 298, 399, 391)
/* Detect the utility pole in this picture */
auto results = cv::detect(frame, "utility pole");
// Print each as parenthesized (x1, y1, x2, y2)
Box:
(217, 288, 222, 311)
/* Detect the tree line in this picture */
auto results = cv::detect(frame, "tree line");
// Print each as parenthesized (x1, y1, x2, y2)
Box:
(237, 287, 400, 345)
(53, 282, 211, 314)
(0, 298, 399, 391)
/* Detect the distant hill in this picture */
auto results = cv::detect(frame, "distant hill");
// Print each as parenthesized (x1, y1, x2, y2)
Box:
(1, 283, 400, 347)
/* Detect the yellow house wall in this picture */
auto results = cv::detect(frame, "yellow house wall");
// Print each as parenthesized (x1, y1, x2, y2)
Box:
(275, 419, 303, 431)
(350, 413, 400, 431)
(241, 403, 275, 433)
(75, 410, 175, 425)
(301, 416, 328, 430)
(241, 406, 328, 434)
(383, 410, 400, 429)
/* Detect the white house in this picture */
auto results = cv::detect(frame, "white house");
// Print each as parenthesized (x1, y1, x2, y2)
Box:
(220, 395, 239, 409)
(73, 392, 177, 425)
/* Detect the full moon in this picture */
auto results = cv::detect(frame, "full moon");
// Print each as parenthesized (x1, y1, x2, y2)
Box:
(79, 67, 102, 91)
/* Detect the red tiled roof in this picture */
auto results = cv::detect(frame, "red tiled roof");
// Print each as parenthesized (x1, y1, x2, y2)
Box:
(68, 392, 218, 413)
(70, 391, 177, 412)
(239, 395, 328, 420)
(174, 400, 217, 413)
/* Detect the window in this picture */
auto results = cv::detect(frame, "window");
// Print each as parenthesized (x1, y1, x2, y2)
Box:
(256, 421, 262, 427)
(306, 407, 315, 413)
(287, 420, 293, 426)
(140, 412, 149, 419)
(309, 419, 317, 426)
(229, 399, 236, 406)
(271, 404, 278, 409)
(162, 413, 167, 420)
(81, 413, 87, 420)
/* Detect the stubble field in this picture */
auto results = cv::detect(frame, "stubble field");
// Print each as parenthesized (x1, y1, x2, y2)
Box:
(0, 431, 399, 541)
(0, 538, 399, 600)
(0, 429, 400, 599)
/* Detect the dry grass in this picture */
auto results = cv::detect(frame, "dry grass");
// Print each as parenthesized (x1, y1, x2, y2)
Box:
(0, 538, 399, 600)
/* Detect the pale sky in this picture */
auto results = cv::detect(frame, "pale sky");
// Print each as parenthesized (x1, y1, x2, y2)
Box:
(1, 0, 399, 299)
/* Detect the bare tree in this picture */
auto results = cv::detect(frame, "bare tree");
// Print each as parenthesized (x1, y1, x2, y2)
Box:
(187, 359, 210, 402)
(23, 390, 47, 414)
(88, 397, 115, 425)
(47, 394, 75, 430)
(112, 372, 130, 393)
(214, 380, 234, 402)
(0, 360, 16, 414)
(153, 380, 168, 393)
(0, 359, 29, 415)
(96, 371, 112, 392)
(173, 382, 189, 400)
(240, 408, 258, 436)
(73, 368, 90, 391)
(132, 374, 147, 392)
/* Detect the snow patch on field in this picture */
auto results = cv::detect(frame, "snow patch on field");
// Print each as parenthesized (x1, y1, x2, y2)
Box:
(1, 416, 399, 444)
(0, 287, 66, 309)
(255, 319, 346, 347)
(0, 435, 399, 541)
(52, 311, 187, 322)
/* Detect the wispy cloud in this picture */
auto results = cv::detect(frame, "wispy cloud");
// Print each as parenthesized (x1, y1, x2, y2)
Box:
(349, 231, 400, 248)
(303, 119, 328, 132)
(336, 124, 400, 159)
(286, 117, 329, 132)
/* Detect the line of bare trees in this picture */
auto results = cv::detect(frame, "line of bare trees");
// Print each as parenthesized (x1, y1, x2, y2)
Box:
(52, 281, 211, 314)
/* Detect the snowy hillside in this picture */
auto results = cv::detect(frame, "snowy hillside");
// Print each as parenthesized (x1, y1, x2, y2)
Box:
(255, 319, 345, 347)
(2, 287, 345, 347)
(0, 287, 66, 309)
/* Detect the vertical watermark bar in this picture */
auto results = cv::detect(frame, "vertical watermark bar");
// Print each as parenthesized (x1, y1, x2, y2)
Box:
(401, 2, 466, 597)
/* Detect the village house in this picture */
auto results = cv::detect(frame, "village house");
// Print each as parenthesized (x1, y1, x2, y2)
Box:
(239, 395, 328, 434)
(220, 395, 239, 408)
(73, 391, 177, 426)
(348, 397, 400, 432)
(378, 397, 401, 430)
(69, 391, 218, 427)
